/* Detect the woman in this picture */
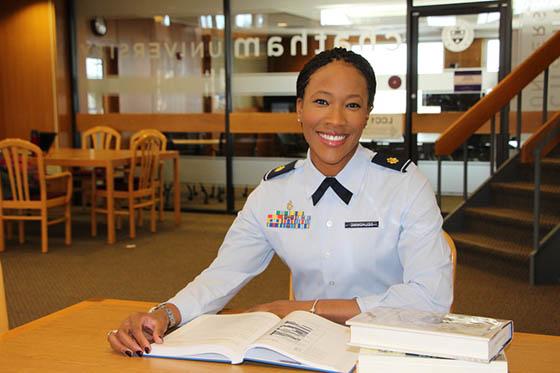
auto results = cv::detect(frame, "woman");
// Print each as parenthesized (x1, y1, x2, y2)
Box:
(108, 48, 452, 357)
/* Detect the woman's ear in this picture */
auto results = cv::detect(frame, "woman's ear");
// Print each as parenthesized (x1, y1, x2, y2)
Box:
(296, 98, 303, 124)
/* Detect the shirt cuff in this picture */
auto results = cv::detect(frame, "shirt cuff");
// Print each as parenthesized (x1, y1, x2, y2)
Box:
(166, 293, 203, 326)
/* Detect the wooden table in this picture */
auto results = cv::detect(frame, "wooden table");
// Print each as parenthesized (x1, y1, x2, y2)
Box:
(0, 299, 558, 372)
(46, 149, 181, 244)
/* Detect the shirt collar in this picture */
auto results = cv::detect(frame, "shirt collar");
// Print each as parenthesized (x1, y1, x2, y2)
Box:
(303, 145, 370, 203)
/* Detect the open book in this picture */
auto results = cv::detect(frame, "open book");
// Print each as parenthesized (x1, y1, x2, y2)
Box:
(146, 310, 358, 373)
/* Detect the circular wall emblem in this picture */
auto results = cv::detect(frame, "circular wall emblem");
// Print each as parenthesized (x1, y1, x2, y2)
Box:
(442, 20, 474, 52)
(388, 75, 402, 89)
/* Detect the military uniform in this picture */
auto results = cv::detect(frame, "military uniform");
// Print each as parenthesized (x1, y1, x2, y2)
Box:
(168, 145, 453, 325)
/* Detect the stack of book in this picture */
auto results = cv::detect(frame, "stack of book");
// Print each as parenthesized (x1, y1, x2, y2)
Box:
(346, 307, 513, 373)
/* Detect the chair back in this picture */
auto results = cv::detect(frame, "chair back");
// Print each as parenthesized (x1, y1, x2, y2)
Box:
(129, 134, 162, 191)
(81, 126, 121, 150)
(443, 230, 457, 311)
(0, 139, 46, 204)
(0, 260, 8, 333)
(288, 230, 458, 303)
(130, 129, 167, 151)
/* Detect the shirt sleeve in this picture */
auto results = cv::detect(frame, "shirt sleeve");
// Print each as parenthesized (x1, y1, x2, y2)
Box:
(356, 168, 453, 313)
(166, 185, 275, 325)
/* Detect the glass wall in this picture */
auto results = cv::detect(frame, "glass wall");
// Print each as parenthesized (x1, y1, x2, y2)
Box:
(75, 0, 227, 211)
(72, 0, 560, 211)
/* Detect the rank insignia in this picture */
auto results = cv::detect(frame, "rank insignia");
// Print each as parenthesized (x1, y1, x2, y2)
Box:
(372, 151, 412, 173)
(263, 160, 298, 181)
(266, 210, 311, 229)
(287, 200, 294, 211)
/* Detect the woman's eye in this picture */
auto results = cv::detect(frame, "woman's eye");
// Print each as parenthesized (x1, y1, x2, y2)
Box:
(347, 103, 361, 109)
(313, 99, 328, 106)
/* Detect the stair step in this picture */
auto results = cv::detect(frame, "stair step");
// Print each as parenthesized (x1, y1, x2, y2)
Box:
(464, 206, 559, 229)
(542, 158, 560, 167)
(491, 181, 560, 195)
(450, 231, 532, 262)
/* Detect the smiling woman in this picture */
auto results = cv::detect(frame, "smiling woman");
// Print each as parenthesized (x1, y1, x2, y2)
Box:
(107, 47, 452, 361)
(296, 55, 373, 176)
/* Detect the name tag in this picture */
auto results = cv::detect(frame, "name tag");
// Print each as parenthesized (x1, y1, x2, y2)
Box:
(345, 221, 379, 229)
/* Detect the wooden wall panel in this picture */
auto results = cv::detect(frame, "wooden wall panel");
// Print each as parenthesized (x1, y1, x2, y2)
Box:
(0, 0, 58, 141)
(76, 111, 546, 135)
(54, 0, 72, 147)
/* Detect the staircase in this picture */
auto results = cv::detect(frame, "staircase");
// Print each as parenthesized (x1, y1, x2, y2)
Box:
(444, 144, 560, 283)
(434, 31, 560, 284)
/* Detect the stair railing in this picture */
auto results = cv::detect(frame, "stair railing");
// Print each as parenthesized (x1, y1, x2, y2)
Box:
(525, 114, 560, 283)
(434, 31, 560, 214)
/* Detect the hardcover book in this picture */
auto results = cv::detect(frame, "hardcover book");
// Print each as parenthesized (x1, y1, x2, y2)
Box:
(358, 348, 507, 373)
(146, 310, 358, 373)
(346, 307, 513, 363)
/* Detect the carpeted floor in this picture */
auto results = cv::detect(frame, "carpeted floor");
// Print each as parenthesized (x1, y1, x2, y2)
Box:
(1, 211, 559, 335)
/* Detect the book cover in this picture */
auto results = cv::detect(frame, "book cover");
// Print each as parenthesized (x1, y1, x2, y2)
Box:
(346, 307, 513, 362)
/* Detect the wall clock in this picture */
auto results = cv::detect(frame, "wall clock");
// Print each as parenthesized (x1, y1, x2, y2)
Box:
(90, 17, 108, 36)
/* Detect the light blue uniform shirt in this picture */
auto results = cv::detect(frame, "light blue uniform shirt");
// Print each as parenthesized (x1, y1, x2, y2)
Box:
(168, 145, 453, 325)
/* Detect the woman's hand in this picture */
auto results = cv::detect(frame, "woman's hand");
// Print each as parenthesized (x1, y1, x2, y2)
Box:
(107, 310, 168, 357)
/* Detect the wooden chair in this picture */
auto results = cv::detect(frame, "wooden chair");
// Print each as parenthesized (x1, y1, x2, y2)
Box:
(129, 129, 167, 222)
(288, 231, 458, 304)
(0, 259, 8, 333)
(91, 134, 162, 240)
(81, 126, 121, 150)
(0, 139, 72, 253)
(77, 126, 122, 208)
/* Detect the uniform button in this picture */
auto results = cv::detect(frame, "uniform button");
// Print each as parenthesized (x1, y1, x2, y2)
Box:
(329, 281, 335, 286)
(326, 220, 333, 228)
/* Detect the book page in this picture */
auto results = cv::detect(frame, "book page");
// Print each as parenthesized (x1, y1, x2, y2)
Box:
(147, 312, 280, 364)
(245, 311, 358, 373)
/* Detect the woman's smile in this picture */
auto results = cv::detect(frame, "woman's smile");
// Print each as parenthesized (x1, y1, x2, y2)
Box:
(317, 131, 349, 146)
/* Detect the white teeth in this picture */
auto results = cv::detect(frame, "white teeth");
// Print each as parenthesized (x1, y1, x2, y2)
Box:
(319, 133, 346, 141)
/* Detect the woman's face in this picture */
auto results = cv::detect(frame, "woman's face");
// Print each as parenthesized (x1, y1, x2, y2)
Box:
(297, 61, 370, 176)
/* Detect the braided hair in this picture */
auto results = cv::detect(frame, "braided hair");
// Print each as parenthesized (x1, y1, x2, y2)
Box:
(296, 47, 376, 109)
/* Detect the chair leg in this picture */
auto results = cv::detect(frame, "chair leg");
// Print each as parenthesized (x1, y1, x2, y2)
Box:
(129, 198, 135, 239)
(65, 203, 72, 246)
(41, 209, 48, 253)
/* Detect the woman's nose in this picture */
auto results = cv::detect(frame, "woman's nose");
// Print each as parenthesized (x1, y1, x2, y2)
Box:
(326, 105, 345, 125)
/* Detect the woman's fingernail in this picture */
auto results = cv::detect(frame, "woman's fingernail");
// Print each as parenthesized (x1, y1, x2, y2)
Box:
(125, 350, 132, 357)
(144, 347, 150, 354)
(136, 350, 143, 357)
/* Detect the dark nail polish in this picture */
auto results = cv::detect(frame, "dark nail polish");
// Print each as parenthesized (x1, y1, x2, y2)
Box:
(136, 350, 143, 357)
(125, 351, 132, 357)
(145, 347, 150, 354)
